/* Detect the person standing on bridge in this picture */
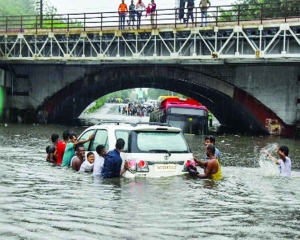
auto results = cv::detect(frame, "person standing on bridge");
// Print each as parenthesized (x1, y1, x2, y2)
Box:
(150, 0, 156, 28)
(128, 0, 136, 29)
(185, 0, 194, 28)
(118, 0, 128, 30)
(136, 0, 146, 29)
(199, 0, 211, 27)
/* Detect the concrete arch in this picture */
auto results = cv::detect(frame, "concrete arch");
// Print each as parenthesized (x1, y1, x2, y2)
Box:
(42, 65, 286, 135)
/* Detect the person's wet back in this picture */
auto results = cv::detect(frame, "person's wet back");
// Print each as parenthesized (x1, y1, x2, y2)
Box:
(46, 133, 59, 163)
(101, 138, 129, 178)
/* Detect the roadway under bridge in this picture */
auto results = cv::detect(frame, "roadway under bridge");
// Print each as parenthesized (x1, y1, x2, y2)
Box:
(0, 5, 300, 137)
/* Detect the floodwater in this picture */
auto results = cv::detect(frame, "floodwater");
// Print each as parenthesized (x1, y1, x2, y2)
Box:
(0, 109, 300, 239)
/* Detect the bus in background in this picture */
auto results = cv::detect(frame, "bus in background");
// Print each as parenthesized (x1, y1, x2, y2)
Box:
(150, 97, 208, 135)
(157, 95, 180, 107)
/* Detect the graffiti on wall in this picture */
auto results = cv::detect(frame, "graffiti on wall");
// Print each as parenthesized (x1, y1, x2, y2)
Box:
(265, 118, 283, 135)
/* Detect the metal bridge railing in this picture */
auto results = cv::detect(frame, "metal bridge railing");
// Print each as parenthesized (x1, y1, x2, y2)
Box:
(0, 1, 299, 33)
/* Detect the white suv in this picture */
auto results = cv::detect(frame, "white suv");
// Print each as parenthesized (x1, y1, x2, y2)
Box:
(78, 121, 196, 178)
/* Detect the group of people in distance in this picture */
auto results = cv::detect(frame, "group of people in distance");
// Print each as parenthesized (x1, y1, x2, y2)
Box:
(46, 131, 292, 179)
(118, 0, 157, 30)
(185, 0, 211, 28)
(46, 130, 129, 178)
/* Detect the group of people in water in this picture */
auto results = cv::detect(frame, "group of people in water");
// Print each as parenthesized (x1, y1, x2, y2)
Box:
(46, 131, 129, 178)
(46, 130, 292, 179)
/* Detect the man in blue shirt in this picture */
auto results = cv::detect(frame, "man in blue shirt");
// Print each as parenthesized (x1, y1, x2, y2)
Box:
(101, 138, 129, 178)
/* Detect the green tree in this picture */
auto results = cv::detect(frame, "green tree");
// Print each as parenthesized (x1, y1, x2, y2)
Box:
(217, 0, 299, 22)
(0, 0, 35, 16)
(0, 0, 82, 30)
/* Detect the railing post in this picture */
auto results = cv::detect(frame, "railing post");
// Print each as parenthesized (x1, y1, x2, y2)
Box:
(155, 10, 157, 29)
(260, 4, 263, 24)
(195, 7, 197, 27)
(67, 14, 70, 32)
(35, 15, 37, 34)
(84, 13, 86, 31)
(237, 5, 240, 25)
(216, 6, 218, 26)
(5, 16, 8, 33)
(175, 8, 177, 28)
(284, 1, 287, 23)
(51, 15, 54, 31)
(20, 16, 23, 32)
(100, 13, 103, 31)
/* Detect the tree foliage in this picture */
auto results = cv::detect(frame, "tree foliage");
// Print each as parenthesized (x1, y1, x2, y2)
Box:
(0, 0, 35, 16)
(217, 0, 300, 22)
(0, 0, 82, 29)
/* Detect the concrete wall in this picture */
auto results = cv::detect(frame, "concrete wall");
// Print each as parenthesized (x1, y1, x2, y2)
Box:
(8, 65, 91, 109)
(234, 65, 299, 125)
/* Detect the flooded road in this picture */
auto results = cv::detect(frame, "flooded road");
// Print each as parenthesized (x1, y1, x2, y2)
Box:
(0, 114, 300, 239)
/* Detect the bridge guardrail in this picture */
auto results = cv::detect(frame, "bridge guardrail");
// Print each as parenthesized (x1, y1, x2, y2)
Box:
(0, 1, 299, 33)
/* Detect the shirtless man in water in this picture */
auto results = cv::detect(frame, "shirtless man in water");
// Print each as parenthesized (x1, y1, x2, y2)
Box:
(71, 144, 86, 172)
(189, 144, 222, 180)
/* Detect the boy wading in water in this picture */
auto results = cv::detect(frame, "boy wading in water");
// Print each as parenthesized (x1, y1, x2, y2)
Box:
(264, 145, 292, 177)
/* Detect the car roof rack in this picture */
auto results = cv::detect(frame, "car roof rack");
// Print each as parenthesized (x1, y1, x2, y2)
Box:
(97, 120, 173, 127)
(131, 122, 173, 127)
(97, 120, 133, 125)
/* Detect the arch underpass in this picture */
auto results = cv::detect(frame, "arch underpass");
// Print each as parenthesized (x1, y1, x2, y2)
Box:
(42, 65, 280, 135)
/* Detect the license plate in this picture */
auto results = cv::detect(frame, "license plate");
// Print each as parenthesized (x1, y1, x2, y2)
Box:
(155, 164, 177, 172)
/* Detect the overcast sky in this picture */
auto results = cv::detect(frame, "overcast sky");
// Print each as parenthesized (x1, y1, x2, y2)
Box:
(47, 0, 236, 14)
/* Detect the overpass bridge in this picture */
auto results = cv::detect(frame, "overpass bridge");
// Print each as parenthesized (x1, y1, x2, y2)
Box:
(0, 2, 300, 136)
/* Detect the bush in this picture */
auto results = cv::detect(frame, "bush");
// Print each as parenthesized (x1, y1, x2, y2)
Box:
(85, 97, 106, 114)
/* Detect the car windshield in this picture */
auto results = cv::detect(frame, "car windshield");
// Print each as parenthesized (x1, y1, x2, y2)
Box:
(135, 131, 189, 153)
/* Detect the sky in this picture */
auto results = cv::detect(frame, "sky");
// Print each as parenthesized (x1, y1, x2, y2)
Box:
(47, 0, 236, 14)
